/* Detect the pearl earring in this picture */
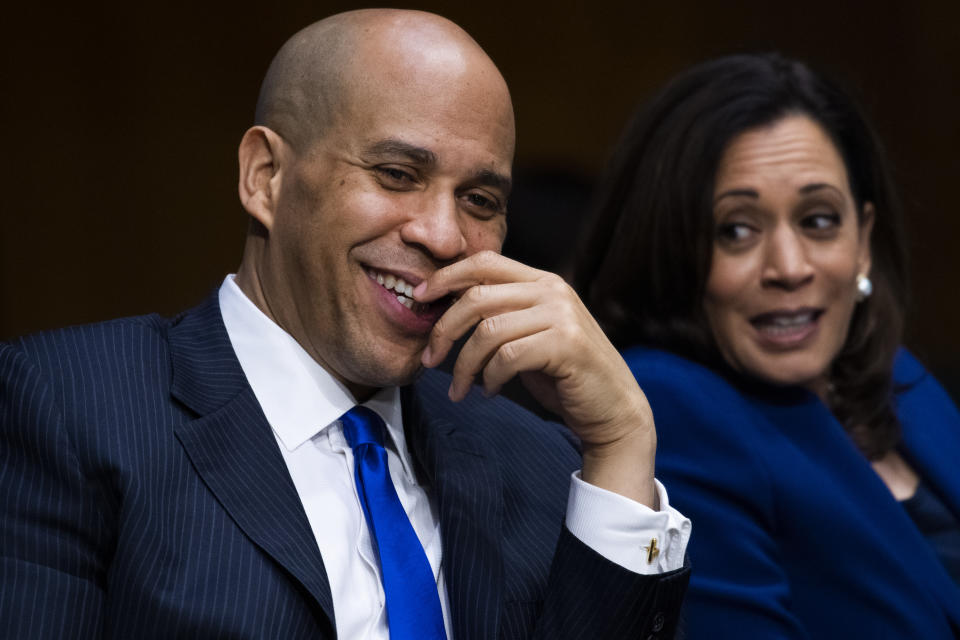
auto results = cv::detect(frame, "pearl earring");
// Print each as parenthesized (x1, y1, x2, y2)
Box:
(856, 274, 873, 302)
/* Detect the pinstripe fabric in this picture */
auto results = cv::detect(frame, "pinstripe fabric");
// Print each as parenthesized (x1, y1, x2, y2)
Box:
(1, 293, 688, 638)
(403, 370, 689, 639)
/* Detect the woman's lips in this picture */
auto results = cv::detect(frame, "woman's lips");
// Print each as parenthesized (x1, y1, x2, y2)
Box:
(749, 308, 823, 347)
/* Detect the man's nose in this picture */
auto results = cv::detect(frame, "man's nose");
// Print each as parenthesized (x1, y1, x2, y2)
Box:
(761, 226, 814, 290)
(399, 193, 468, 262)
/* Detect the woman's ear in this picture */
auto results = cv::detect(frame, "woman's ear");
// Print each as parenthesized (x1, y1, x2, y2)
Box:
(858, 202, 875, 277)
(238, 126, 287, 231)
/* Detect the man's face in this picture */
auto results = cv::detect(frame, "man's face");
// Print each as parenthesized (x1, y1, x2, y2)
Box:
(263, 61, 515, 398)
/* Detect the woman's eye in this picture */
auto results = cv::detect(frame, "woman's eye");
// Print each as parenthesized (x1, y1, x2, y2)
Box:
(716, 222, 753, 243)
(802, 211, 842, 231)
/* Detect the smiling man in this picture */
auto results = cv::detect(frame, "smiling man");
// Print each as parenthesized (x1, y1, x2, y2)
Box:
(0, 10, 689, 639)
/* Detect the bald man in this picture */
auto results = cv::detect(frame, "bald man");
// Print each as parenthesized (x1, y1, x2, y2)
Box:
(0, 10, 689, 639)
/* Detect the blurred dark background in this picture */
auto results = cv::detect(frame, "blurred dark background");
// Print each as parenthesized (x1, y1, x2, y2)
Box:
(2, 1, 958, 397)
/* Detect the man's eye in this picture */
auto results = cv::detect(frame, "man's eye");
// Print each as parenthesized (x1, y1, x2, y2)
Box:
(376, 166, 415, 184)
(464, 192, 502, 213)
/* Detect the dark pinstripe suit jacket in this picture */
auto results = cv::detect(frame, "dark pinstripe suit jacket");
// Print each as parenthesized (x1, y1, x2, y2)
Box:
(0, 294, 689, 639)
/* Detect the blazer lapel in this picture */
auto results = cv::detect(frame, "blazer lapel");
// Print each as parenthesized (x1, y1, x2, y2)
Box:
(404, 385, 505, 640)
(896, 366, 960, 623)
(167, 295, 336, 629)
(899, 385, 960, 524)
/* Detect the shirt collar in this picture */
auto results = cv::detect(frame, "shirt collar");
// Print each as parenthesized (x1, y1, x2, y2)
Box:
(218, 275, 413, 474)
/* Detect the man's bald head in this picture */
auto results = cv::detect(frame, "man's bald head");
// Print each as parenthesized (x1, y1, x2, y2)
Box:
(236, 9, 516, 396)
(254, 9, 513, 152)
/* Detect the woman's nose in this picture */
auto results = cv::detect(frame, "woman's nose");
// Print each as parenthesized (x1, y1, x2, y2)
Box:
(761, 227, 814, 290)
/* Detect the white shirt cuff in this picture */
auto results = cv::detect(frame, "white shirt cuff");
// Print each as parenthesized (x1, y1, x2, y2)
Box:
(565, 472, 691, 574)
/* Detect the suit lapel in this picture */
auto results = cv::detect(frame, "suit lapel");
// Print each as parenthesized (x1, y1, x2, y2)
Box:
(404, 385, 505, 640)
(167, 295, 336, 629)
(760, 389, 960, 626)
(899, 388, 960, 524)
(892, 351, 960, 523)
(897, 369, 960, 624)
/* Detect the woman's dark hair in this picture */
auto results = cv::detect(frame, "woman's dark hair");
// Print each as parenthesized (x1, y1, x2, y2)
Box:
(574, 53, 908, 459)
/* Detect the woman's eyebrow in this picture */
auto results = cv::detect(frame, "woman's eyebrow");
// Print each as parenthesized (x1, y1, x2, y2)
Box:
(799, 182, 843, 196)
(713, 188, 758, 204)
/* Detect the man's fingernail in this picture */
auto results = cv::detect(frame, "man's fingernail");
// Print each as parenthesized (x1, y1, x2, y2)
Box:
(421, 345, 433, 366)
(482, 385, 499, 398)
(413, 282, 427, 299)
(448, 380, 467, 402)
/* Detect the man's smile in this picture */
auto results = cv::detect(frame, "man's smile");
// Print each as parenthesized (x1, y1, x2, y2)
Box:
(364, 267, 453, 332)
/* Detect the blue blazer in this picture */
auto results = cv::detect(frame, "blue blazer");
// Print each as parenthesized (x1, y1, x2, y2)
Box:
(0, 294, 688, 639)
(624, 346, 960, 638)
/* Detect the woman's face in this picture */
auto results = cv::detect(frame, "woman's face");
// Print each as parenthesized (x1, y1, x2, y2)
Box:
(704, 114, 873, 395)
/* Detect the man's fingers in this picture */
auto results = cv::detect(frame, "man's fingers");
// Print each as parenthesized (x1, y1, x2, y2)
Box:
(414, 250, 543, 303)
(479, 332, 554, 399)
(423, 281, 548, 367)
(448, 309, 552, 400)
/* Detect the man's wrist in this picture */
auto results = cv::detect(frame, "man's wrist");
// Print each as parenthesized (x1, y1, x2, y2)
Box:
(580, 429, 657, 507)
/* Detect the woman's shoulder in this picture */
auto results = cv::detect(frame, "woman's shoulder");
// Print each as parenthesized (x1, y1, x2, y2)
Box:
(892, 347, 960, 398)
(623, 348, 782, 516)
(893, 347, 960, 427)
(622, 346, 733, 390)
(621, 346, 775, 438)
(893, 348, 928, 385)
(621, 346, 758, 412)
(623, 346, 832, 465)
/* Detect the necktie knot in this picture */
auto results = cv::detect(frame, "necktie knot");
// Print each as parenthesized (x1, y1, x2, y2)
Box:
(341, 405, 386, 449)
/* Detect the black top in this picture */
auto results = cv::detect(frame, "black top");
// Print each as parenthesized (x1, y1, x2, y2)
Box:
(902, 480, 960, 585)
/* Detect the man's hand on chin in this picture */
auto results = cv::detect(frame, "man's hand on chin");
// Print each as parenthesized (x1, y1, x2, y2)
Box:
(414, 250, 657, 508)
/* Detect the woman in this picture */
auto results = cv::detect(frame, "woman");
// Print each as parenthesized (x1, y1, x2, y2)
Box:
(576, 54, 960, 638)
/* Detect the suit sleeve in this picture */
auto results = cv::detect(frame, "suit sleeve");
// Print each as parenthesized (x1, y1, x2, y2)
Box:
(0, 342, 108, 638)
(532, 527, 690, 639)
(639, 362, 812, 639)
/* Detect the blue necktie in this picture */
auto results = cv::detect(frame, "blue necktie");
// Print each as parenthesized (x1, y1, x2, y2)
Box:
(340, 406, 447, 640)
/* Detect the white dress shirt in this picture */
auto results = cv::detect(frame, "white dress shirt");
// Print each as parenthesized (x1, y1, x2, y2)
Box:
(219, 274, 690, 639)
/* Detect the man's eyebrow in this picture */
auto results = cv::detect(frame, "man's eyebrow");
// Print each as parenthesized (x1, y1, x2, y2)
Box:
(472, 168, 512, 196)
(364, 139, 437, 165)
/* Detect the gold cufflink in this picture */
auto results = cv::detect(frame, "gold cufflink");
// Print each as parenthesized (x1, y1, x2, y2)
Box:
(644, 538, 660, 564)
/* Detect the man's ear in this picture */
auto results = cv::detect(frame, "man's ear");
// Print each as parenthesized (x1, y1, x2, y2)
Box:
(238, 126, 286, 231)
(858, 201, 875, 277)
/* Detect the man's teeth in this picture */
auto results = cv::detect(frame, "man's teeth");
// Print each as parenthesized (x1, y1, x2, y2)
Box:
(373, 271, 416, 309)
